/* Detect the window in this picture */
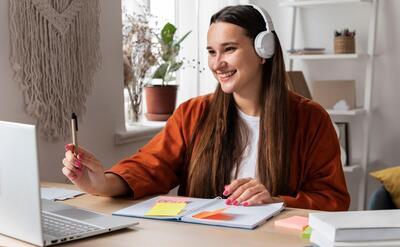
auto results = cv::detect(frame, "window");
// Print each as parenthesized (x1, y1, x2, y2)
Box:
(150, 0, 176, 24)
(122, 0, 176, 126)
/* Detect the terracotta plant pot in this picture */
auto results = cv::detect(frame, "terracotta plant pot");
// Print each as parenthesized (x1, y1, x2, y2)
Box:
(144, 85, 178, 121)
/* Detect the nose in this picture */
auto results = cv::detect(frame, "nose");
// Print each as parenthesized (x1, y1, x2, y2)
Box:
(212, 55, 227, 71)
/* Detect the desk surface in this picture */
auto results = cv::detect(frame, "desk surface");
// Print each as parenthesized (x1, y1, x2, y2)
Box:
(0, 183, 314, 247)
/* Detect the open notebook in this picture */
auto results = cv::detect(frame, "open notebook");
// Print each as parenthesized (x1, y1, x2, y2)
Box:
(113, 196, 285, 229)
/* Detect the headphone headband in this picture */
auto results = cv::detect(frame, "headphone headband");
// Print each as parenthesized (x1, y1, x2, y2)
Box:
(250, 4, 274, 32)
(248, 4, 275, 59)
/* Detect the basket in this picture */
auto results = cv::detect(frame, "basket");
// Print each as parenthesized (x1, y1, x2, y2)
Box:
(334, 36, 355, 54)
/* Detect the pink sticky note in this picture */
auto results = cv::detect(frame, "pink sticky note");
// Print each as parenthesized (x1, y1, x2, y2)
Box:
(157, 196, 189, 203)
(274, 216, 308, 231)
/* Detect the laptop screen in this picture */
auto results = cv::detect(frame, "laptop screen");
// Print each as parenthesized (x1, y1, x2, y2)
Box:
(0, 121, 44, 246)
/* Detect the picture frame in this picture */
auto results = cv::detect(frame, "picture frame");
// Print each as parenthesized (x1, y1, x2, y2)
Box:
(335, 122, 350, 166)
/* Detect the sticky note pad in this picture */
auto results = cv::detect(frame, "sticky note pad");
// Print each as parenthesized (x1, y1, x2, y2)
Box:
(302, 226, 312, 239)
(145, 202, 186, 216)
(192, 207, 233, 221)
(192, 207, 228, 219)
(157, 196, 189, 203)
(274, 216, 308, 231)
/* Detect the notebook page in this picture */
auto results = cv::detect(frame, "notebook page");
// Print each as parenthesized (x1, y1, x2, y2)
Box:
(182, 200, 285, 229)
(113, 196, 211, 220)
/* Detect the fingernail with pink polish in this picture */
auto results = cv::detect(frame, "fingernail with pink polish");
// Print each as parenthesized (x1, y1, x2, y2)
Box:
(233, 200, 239, 206)
(74, 160, 81, 167)
(223, 190, 229, 196)
(243, 201, 249, 207)
(226, 199, 232, 205)
(77, 153, 84, 160)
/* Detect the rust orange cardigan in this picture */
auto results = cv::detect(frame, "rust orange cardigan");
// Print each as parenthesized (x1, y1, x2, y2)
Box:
(108, 92, 350, 211)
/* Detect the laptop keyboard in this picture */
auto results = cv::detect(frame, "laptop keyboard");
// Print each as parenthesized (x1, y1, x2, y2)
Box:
(42, 212, 102, 238)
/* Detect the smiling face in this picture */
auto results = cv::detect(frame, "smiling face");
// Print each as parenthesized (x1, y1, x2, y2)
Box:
(207, 22, 265, 98)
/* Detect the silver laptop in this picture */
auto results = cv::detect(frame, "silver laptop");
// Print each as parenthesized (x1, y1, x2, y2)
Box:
(0, 121, 138, 246)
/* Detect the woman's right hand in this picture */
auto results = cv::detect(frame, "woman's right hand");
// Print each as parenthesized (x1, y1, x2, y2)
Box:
(62, 144, 108, 195)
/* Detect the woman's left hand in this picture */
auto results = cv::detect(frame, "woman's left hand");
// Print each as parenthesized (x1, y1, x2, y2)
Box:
(223, 178, 282, 206)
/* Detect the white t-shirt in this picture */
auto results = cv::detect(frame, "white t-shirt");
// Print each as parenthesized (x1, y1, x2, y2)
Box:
(231, 108, 260, 179)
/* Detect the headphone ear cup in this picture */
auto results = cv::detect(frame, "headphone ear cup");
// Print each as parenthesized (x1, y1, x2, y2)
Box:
(254, 31, 275, 59)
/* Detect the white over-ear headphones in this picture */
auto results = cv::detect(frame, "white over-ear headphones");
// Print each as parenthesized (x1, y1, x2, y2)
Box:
(250, 5, 275, 59)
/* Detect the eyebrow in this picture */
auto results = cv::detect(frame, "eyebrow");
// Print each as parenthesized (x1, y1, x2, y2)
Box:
(206, 42, 239, 50)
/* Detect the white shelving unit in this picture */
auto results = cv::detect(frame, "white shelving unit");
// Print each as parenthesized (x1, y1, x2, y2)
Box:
(327, 108, 366, 116)
(287, 53, 367, 60)
(280, 0, 379, 210)
(279, 0, 371, 7)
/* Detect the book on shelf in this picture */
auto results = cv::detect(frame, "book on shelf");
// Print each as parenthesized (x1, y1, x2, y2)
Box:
(286, 71, 312, 99)
(287, 48, 325, 55)
(112, 195, 285, 229)
(309, 210, 400, 242)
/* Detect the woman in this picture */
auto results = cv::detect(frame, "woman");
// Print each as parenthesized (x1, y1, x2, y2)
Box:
(63, 5, 350, 211)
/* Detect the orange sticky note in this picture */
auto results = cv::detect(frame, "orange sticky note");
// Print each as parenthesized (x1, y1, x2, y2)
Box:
(192, 207, 228, 219)
(274, 216, 308, 231)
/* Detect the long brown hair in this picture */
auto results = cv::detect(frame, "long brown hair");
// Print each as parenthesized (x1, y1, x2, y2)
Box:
(186, 5, 291, 198)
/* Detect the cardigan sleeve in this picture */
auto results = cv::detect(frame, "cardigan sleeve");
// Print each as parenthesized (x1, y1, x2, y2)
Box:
(107, 104, 187, 199)
(280, 110, 350, 211)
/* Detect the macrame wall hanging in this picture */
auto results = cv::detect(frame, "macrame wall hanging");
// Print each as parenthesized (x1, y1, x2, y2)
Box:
(9, 0, 101, 140)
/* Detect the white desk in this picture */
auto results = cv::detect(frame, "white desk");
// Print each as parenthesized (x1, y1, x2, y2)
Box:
(0, 182, 314, 247)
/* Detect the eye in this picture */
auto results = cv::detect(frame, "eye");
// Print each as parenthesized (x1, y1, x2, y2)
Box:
(207, 49, 216, 56)
(225, 46, 237, 52)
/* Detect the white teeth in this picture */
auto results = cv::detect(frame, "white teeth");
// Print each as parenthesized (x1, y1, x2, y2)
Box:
(218, 71, 235, 79)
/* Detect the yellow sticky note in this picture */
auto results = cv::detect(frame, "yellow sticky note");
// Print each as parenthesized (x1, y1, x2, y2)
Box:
(145, 202, 187, 216)
(302, 226, 312, 239)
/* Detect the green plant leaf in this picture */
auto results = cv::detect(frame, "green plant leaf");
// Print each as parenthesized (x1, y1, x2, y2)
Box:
(165, 75, 176, 83)
(161, 44, 174, 62)
(174, 31, 191, 47)
(152, 63, 169, 80)
(161, 23, 176, 45)
(154, 23, 192, 85)
(169, 61, 183, 73)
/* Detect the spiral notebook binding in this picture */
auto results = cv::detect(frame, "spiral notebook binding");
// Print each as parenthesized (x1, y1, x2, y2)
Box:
(180, 196, 222, 218)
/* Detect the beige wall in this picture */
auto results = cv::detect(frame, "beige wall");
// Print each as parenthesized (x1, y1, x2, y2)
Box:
(0, 0, 148, 182)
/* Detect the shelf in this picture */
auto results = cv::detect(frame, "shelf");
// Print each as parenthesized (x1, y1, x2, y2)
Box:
(343, 164, 362, 173)
(279, 0, 371, 7)
(287, 53, 366, 60)
(282, 0, 379, 211)
(115, 121, 166, 145)
(327, 108, 366, 116)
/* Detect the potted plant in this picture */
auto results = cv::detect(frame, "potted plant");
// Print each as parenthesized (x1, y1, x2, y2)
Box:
(122, 8, 158, 123)
(144, 23, 191, 121)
